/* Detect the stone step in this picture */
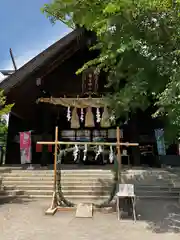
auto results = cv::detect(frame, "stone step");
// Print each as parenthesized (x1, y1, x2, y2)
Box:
(2, 180, 176, 189)
(2, 170, 112, 174)
(7, 193, 180, 201)
(136, 190, 180, 197)
(2, 179, 114, 184)
(5, 170, 112, 174)
(0, 189, 25, 196)
(1, 176, 114, 182)
(1, 187, 180, 197)
(13, 194, 179, 203)
(2, 173, 113, 177)
(1, 170, 179, 178)
(0, 194, 18, 203)
(2, 171, 179, 177)
(2, 174, 174, 180)
(3, 189, 112, 196)
(3, 185, 111, 191)
(1, 175, 178, 186)
(3, 184, 180, 192)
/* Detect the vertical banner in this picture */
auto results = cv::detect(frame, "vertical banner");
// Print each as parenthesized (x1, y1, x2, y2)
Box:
(154, 128, 166, 156)
(20, 131, 32, 164)
(178, 144, 180, 156)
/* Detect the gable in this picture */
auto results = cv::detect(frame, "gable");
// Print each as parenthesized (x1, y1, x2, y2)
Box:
(0, 28, 86, 94)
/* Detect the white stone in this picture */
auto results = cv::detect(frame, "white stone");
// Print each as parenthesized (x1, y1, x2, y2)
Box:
(75, 203, 93, 218)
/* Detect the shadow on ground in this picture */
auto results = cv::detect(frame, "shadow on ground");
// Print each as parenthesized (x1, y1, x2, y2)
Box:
(0, 169, 35, 206)
(133, 199, 180, 234)
(1, 164, 180, 234)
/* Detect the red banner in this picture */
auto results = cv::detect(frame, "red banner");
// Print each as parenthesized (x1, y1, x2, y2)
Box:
(20, 131, 31, 164)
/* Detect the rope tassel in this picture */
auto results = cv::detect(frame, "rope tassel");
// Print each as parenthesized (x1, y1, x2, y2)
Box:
(109, 146, 114, 163)
(71, 107, 80, 129)
(85, 107, 95, 127)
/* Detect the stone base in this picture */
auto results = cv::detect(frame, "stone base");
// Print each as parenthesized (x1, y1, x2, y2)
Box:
(76, 203, 93, 218)
(45, 207, 57, 215)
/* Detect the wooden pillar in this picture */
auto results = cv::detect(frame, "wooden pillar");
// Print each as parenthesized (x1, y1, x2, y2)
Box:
(5, 113, 21, 164)
(116, 127, 122, 182)
(130, 114, 140, 166)
(40, 104, 50, 166)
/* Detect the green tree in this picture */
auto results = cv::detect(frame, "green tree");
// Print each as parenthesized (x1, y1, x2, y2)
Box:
(0, 90, 13, 147)
(42, 0, 180, 142)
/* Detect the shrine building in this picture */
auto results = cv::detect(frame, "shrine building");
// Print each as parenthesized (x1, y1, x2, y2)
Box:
(0, 28, 178, 166)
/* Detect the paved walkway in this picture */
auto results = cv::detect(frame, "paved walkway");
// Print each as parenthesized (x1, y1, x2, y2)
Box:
(1, 199, 180, 240)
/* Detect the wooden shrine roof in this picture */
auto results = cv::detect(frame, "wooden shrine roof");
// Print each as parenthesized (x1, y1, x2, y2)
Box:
(0, 28, 85, 94)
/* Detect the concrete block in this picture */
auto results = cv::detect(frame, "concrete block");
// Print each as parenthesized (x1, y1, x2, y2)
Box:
(45, 207, 57, 215)
(76, 203, 93, 218)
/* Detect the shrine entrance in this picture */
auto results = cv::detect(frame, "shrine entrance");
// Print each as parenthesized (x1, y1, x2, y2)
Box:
(37, 126, 139, 214)
(37, 96, 132, 166)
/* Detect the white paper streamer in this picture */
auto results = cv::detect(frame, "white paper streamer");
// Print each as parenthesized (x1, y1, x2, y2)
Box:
(109, 146, 114, 163)
(83, 144, 87, 161)
(67, 107, 71, 121)
(73, 145, 79, 161)
(80, 108, 84, 122)
(96, 108, 101, 123)
(95, 145, 103, 160)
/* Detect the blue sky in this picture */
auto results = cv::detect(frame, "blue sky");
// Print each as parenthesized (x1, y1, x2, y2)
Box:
(0, 0, 71, 70)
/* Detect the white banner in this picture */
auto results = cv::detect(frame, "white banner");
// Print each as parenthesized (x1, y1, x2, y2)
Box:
(154, 129, 166, 156)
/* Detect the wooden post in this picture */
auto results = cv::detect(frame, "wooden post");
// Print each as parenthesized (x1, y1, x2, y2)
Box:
(54, 126, 58, 192)
(116, 127, 122, 182)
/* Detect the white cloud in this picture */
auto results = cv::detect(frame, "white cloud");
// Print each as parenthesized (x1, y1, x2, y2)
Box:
(0, 72, 8, 82)
(2, 29, 72, 70)
(0, 72, 4, 81)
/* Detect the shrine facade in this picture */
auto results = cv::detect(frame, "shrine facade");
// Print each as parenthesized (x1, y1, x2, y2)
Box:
(0, 28, 177, 166)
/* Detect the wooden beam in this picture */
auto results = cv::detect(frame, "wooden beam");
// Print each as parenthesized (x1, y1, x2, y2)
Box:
(37, 141, 139, 147)
(39, 44, 81, 80)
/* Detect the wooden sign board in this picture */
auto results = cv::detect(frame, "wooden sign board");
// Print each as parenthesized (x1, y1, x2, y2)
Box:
(117, 184, 135, 197)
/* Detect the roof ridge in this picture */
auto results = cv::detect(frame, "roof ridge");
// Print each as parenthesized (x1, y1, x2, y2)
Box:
(0, 28, 84, 93)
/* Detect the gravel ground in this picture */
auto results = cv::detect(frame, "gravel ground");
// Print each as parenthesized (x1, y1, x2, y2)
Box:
(1, 198, 180, 240)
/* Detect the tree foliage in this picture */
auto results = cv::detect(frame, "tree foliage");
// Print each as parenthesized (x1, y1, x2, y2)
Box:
(0, 90, 13, 146)
(42, 0, 180, 141)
